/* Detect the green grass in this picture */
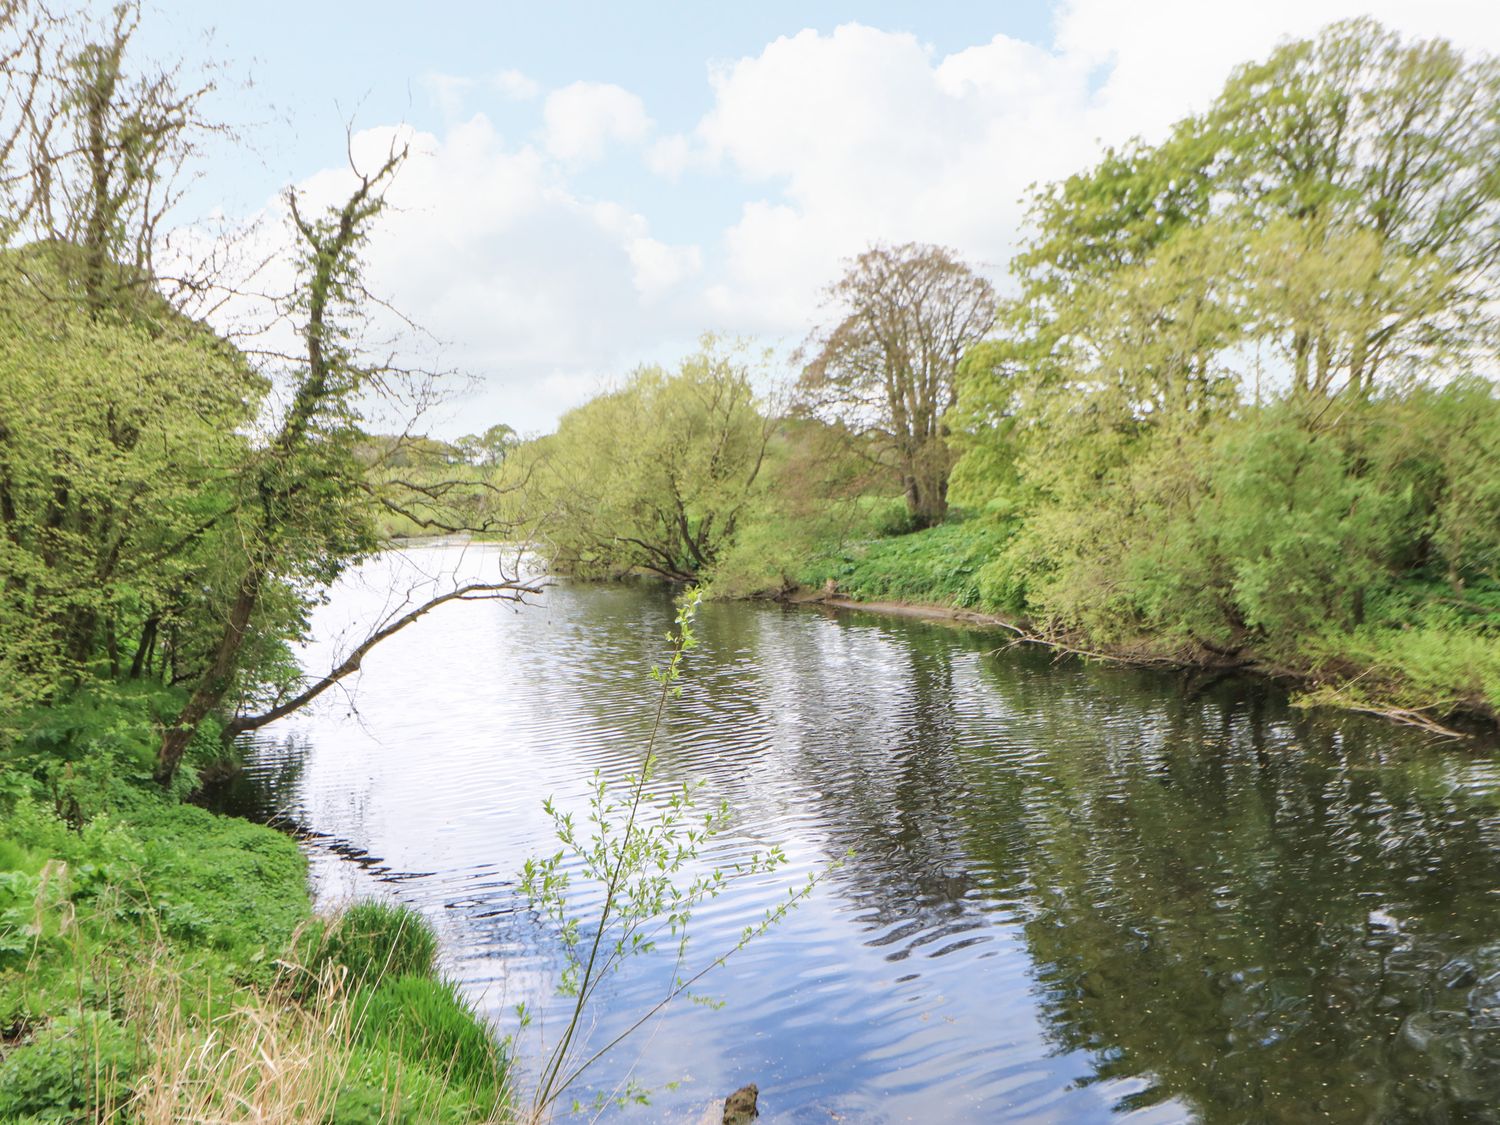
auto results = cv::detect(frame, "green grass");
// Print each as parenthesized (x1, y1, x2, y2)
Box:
(353, 975, 508, 1105)
(0, 699, 510, 1123)
(799, 518, 1017, 609)
(298, 900, 440, 991)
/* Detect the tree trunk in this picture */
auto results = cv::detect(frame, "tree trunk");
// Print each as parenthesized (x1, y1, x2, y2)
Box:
(155, 574, 260, 783)
(903, 440, 950, 529)
(128, 616, 158, 679)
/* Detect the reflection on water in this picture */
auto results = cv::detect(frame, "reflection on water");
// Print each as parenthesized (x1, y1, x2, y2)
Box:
(224, 543, 1500, 1123)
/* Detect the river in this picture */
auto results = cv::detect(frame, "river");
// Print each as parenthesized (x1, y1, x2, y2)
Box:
(218, 542, 1500, 1123)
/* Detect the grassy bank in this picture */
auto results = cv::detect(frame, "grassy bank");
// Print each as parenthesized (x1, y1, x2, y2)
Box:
(788, 517, 1500, 733)
(0, 689, 509, 1123)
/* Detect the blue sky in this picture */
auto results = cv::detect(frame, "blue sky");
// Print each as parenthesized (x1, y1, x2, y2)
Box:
(141, 0, 1500, 437)
(144, 3, 1052, 206)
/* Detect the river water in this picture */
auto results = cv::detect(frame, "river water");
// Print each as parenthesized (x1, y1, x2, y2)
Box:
(222, 543, 1500, 1123)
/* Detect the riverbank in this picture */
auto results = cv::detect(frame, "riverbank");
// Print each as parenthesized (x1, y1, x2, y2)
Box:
(780, 520, 1500, 739)
(0, 689, 509, 1122)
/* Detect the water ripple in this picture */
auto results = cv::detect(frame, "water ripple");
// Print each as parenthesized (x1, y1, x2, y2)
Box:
(220, 544, 1500, 1123)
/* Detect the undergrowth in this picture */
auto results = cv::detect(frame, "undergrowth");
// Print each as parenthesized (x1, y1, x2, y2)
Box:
(0, 686, 511, 1123)
(798, 518, 1017, 608)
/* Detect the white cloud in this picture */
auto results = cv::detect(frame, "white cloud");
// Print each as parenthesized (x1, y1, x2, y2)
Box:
(424, 69, 539, 118)
(423, 73, 477, 119)
(695, 24, 1096, 332)
(492, 69, 540, 101)
(233, 117, 702, 435)
(1052, 0, 1500, 142)
(542, 81, 652, 164)
(645, 133, 694, 179)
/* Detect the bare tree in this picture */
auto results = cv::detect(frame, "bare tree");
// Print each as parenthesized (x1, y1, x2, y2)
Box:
(799, 243, 995, 528)
(0, 1, 227, 310)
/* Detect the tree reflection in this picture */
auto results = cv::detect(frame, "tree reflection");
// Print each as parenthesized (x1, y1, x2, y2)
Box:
(959, 664, 1500, 1121)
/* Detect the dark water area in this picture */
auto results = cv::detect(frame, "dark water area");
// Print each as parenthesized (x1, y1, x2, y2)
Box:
(224, 544, 1500, 1123)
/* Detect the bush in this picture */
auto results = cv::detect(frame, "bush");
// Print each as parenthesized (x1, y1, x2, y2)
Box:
(1, 683, 220, 820)
(865, 495, 920, 537)
(0, 1012, 139, 1121)
(131, 803, 308, 960)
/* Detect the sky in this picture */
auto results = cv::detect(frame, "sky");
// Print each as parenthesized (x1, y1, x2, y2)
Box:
(140, 0, 1500, 438)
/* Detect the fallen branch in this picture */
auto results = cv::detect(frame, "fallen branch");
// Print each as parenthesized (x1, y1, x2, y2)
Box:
(1308, 700, 1469, 741)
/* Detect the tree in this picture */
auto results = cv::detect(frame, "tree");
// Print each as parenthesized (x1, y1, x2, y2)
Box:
(533, 338, 775, 583)
(153, 149, 541, 782)
(455, 422, 517, 466)
(799, 243, 995, 529)
(1210, 19, 1500, 395)
(950, 18, 1500, 525)
(0, 0, 542, 781)
(0, 2, 252, 712)
(0, 245, 261, 708)
(0, 1, 220, 311)
(1009, 19, 1500, 406)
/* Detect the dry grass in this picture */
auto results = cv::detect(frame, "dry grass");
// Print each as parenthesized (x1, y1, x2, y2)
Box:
(124, 926, 516, 1123)
(124, 955, 354, 1123)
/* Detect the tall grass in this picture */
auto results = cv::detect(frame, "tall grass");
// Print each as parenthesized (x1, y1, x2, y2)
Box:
(1, 883, 513, 1123)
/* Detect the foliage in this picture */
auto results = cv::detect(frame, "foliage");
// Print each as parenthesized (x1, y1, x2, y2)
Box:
(801, 519, 1016, 609)
(530, 337, 776, 582)
(454, 423, 520, 468)
(1, 682, 224, 820)
(0, 246, 266, 711)
(0, 3, 535, 785)
(955, 385, 1500, 717)
(0, 1010, 139, 1122)
(705, 416, 900, 599)
(0, 723, 509, 1123)
(922, 19, 1500, 725)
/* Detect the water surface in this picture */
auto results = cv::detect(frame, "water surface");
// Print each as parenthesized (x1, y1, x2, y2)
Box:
(226, 543, 1500, 1123)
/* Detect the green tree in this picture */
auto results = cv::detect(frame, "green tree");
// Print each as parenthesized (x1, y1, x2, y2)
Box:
(0, 246, 260, 709)
(0, 3, 251, 715)
(154, 150, 542, 780)
(455, 423, 518, 467)
(1212, 19, 1500, 394)
(534, 338, 775, 582)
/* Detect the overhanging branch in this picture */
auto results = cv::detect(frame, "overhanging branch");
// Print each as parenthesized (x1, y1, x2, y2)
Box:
(224, 577, 547, 736)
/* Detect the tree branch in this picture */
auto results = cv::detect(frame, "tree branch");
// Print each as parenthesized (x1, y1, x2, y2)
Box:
(224, 577, 546, 736)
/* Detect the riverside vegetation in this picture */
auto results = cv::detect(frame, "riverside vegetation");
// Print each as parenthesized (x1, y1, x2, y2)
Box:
(0, 2, 529, 1119)
(0, 7, 797, 1114)
(519, 19, 1500, 736)
(1, 5, 1498, 1122)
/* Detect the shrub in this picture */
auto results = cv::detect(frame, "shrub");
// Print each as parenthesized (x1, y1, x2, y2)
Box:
(0, 1011, 139, 1121)
(134, 803, 307, 959)
(0, 683, 220, 820)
